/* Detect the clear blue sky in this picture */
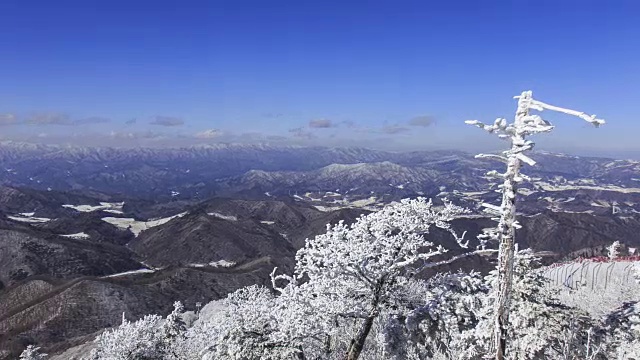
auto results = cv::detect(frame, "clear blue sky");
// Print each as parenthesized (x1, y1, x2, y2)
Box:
(0, 0, 638, 156)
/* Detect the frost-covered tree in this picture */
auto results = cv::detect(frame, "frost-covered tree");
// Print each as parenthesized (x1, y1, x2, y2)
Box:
(85, 199, 496, 359)
(607, 241, 621, 260)
(604, 300, 640, 360)
(465, 90, 605, 359)
(87, 314, 165, 360)
(87, 302, 187, 360)
(461, 249, 600, 360)
(178, 283, 339, 359)
(192, 273, 485, 360)
(272, 198, 492, 359)
(380, 271, 486, 359)
(19, 345, 48, 360)
(194, 285, 309, 360)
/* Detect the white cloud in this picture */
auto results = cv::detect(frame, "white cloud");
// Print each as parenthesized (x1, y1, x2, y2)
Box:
(194, 129, 223, 139)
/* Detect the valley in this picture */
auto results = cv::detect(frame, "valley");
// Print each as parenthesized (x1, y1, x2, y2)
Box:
(0, 143, 639, 359)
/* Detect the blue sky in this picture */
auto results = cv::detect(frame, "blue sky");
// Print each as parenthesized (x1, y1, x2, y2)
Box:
(0, 0, 638, 156)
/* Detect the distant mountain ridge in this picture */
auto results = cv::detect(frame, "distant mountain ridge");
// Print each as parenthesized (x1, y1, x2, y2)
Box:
(2, 141, 638, 201)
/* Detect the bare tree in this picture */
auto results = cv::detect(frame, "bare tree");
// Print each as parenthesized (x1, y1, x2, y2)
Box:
(465, 90, 605, 360)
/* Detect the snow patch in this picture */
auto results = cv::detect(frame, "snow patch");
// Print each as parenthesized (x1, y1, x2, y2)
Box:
(102, 212, 187, 236)
(207, 212, 238, 221)
(61, 232, 90, 239)
(103, 209, 124, 215)
(102, 269, 156, 278)
(188, 260, 236, 268)
(517, 188, 537, 196)
(63, 202, 125, 213)
(210, 260, 236, 267)
(313, 205, 338, 212)
(535, 181, 640, 194)
(7, 214, 51, 223)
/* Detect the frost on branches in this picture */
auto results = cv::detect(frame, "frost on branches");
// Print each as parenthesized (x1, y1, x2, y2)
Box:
(270, 198, 491, 359)
(19, 345, 48, 360)
(607, 241, 621, 260)
(196, 285, 307, 360)
(81, 192, 637, 359)
(466, 90, 605, 360)
(381, 271, 486, 359)
(604, 300, 640, 360)
(87, 198, 487, 360)
(461, 250, 601, 360)
(86, 301, 186, 360)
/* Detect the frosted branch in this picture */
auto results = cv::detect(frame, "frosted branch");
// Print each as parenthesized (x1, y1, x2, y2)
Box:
(530, 99, 606, 127)
(481, 202, 502, 213)
(414, 249, 498, 273)
(271, 267, 295, 293)
(516, 153, 537, 166)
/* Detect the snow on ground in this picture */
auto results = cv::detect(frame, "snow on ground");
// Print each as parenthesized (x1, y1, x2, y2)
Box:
(61, 232, 90, 240)
(210, 260, 235, 267)
(102, 269, 156, 278)
(63, 202, 125, 214)
(7, 214, 51, 223)
(188, 260, 236, 268)
(313, 205, 336, 212)
(103, 209, 124, 215)
(313, 196, 381, 212)
(207, 212, 238, 221)
(517, 188, 537, 196)
(542, 260, 640, 317)
(534, 181, 640, 194)
(461, 191, 489, 197)
(302, 192, 322, 201)
(349, 196, 379, 208)
(102, 212, 187, 236)
(560, 210, 595, 214)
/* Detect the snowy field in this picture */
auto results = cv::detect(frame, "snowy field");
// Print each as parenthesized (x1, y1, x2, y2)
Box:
(101, 212, 187, 236)
(63, 202, 125, 214)
(541, 260, 640, 317)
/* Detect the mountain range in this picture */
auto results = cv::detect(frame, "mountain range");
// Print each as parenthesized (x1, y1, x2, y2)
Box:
(1, 142, 639, 358)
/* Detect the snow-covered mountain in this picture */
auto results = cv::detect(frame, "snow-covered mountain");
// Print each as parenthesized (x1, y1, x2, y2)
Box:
(1, 143, 640, 358)
(2, 142, 640, 208)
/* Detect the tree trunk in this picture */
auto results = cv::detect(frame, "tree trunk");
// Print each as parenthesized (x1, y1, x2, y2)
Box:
(346, 314, 376, 360)
(492, 154, 518, 359)
(345, 277, 385, 360)
(294, 346, 306, 360)
(492, 95, 529, 360)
